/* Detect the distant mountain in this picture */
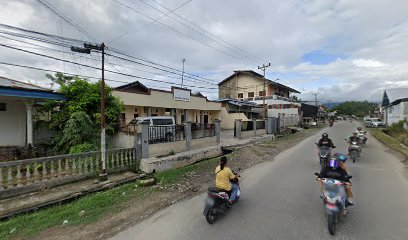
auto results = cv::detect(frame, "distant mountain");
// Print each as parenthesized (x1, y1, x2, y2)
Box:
(322, 102, 342, 109)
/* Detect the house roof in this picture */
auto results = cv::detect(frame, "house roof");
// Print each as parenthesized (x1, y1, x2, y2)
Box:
(218, 70, 300, 93)
(382, 88, 408, 107)
(0, 76, 64, 100)
(0, 76, 52, 91)
(114, 81, 150, 94)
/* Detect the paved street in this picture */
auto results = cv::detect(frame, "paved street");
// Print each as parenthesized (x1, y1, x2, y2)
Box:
(111, 122, 408, 240)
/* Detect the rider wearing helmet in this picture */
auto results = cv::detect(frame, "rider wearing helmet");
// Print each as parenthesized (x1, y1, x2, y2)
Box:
(317, 133, 335, 148)
(320, 154, 354, 205)
(348, 131, 360, 143)
(356, 126, 368, 144)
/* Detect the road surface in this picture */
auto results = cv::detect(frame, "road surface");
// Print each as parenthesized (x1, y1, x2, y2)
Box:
(111, 122, 408, 240)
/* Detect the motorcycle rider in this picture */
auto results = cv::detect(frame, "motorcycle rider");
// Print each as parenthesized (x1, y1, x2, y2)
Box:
(215, 156, 240, 204)
(356, 126, 367, 144)
(318, 157, 354, 209)
(333, 153, 354, 205)
(317, 133, 335, 156)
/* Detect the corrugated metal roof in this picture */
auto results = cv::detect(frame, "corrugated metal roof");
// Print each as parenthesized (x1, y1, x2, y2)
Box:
(0, 76, 51, 91)
(383, 88, 408, 106)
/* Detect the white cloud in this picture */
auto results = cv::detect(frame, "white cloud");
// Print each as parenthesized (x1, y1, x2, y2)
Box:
(0, 0, 407, 101)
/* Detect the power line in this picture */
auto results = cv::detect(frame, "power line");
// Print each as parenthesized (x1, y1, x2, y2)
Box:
(150, 0, 268, 63)
(0, 61, 219, 94)
(139, 0, 260, 63)
(111, 0, 250, 63)
(109, 0, 192, 43)
(0, 44, 221, 90)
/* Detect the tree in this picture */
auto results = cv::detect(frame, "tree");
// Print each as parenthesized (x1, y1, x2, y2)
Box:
(40, 74, 124, 153)
(330, 101, 378, 117)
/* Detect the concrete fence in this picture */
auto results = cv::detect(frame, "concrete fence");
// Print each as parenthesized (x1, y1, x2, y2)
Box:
(0, 148, 137, 199)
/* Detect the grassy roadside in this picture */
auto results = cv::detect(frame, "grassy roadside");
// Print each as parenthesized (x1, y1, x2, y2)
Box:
(0, 157, 223, 240)
(0, 127, 322, 240)
(368, 128, 408, 162)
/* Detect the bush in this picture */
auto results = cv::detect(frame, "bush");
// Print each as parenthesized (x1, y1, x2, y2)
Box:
(69, 142, 97, 154)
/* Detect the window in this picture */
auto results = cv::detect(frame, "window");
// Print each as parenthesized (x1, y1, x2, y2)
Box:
(120, 113, 126, 121)
(0, 103, 6, 111)
(237, 93, 244, 98)
(134, 108, 138, 112)
(248, 92, 254, 98)
(134, 114, 139, 118)
(259, 91, 265, 96)
(152, 118, 173, 125)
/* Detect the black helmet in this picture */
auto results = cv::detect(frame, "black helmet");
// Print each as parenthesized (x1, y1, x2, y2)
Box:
(357, 127, 362, 131)
(322, 133, 328, 139)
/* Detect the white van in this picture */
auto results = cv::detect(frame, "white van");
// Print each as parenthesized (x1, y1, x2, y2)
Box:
(133, 116, 176, 142)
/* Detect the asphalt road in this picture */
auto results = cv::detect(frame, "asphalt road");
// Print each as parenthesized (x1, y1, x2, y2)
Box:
(111, 122, 408, 240)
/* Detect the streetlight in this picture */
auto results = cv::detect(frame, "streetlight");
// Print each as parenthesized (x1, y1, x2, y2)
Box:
(71, 42, 108, 182)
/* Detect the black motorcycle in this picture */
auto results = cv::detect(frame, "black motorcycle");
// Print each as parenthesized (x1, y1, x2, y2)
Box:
(316, 144, 335, 169)
(203, 169, 240, 224)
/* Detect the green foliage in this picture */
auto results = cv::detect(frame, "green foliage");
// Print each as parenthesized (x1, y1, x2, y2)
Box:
(330, 101, 378, 117)
(39, 74, 124, 153)
(69, 142, 97, 154)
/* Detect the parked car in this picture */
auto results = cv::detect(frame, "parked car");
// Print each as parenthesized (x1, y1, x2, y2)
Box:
(365, 118, 384, 128)
(130, 116, 176, 142)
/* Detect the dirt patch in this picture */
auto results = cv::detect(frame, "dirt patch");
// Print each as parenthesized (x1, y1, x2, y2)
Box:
(28, 128, 321, 240)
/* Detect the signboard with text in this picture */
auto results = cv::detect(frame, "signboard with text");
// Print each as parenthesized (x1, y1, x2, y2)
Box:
(173, 88, 191, 101)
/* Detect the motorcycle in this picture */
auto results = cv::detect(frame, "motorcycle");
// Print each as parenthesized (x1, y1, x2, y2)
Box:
(329, 121, 334, 127)
(203, 169, 241, 224)
(346, 139, 361, 163)
(315, 173, 352, 235)
(357, 131, 367, 145)
(315, 144, 335, 169)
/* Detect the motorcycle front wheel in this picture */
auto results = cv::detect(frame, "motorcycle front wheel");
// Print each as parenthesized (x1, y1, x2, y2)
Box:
(205, 208, 217, 224)
(327, 214, 336, 235)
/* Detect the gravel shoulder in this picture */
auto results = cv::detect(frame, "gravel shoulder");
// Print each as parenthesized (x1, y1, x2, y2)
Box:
(25, 127, 323, 240)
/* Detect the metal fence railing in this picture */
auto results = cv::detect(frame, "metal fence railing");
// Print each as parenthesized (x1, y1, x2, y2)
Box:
(192, 124, 215, 139)
(148, 125, 185, 144)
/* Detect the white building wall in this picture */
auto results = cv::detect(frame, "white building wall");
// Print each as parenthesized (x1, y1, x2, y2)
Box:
(386, 102, 408, 126)
(0, 98, 26, 146)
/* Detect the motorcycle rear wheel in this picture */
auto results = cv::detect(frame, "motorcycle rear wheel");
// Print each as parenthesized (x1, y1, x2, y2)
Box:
(327, 214, 336, 235)
(205, 208, 217, 224)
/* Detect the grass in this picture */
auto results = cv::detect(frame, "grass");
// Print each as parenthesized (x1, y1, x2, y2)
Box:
(0, 156, 223, 240)
(369, 128, 408, 160)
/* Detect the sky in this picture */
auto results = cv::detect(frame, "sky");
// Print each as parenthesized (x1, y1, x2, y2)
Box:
(0, 0, 407, 103)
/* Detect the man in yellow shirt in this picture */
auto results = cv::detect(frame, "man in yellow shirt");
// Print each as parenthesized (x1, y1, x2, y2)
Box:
(215, 156, 240, 203)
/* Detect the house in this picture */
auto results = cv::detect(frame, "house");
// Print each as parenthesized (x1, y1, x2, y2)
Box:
(112, 81, 222, 129)
(218, 70, 301, 124)
(300, 103, 319, 124)
(0, 76, 64, 146)
(381, 88, 408, 126)
(218, 70, 300, 100)
(216, 99, 262, 129)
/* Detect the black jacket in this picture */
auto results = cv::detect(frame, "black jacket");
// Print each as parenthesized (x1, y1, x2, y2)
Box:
(318, 138, 334, 148)
(320, 166, 350, 182)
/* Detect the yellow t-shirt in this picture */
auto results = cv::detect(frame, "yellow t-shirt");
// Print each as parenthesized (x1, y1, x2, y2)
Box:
(215, 166, 234, 191)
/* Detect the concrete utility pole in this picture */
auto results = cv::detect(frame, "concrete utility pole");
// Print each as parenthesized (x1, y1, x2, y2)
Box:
(312, 92, 319, 107)
(258, 63, 271, 118)
(181, 58, 186, 88)
(71, 42, 108, 182)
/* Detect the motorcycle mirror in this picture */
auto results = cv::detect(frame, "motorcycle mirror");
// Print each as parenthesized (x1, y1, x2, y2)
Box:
(345, 175, 353, 180)
(344, 139, 348, 141)
(333, 146, 336, 149)
(314, 172, 320, 176)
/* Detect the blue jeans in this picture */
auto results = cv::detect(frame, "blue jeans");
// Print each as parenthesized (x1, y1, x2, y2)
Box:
(229, 183, 239, 201)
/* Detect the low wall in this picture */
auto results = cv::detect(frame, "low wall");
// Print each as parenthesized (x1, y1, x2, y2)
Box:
(241, 129, 266, 139)
(140, 145, 222, 173)
(149, 136, 217, 157)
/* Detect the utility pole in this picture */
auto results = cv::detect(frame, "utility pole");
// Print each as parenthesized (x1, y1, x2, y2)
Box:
(258, 63, 271, 118)
(181, 58, 186, 88)
(312, 92, 319, 107)
(71, 42, 108, 182)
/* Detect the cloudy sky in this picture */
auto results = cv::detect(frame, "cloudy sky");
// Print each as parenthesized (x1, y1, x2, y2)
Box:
(0, 0, 407, 102)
